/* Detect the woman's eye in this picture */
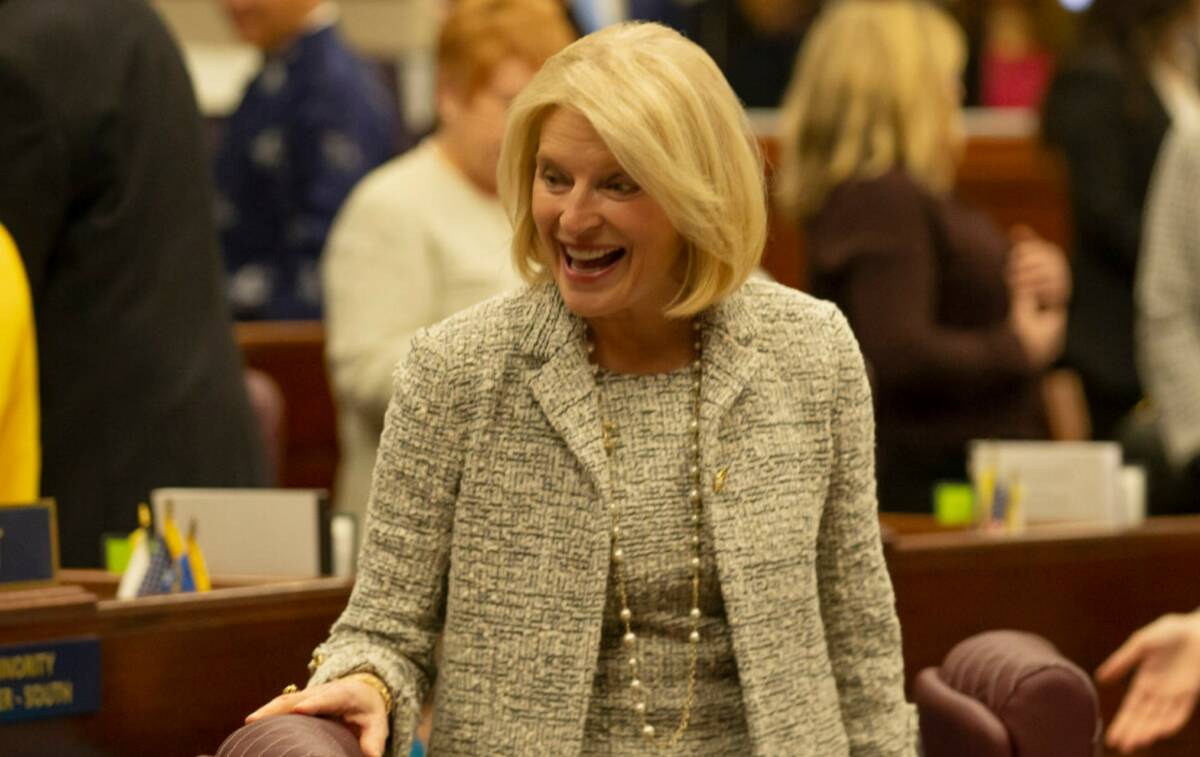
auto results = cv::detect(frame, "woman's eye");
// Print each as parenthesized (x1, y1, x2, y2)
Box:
(541, 170, 567, 189)
(606, 177, 639, 195)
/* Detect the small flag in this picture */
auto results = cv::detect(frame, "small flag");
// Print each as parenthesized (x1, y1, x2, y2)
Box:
(178, 551, 196, 592)
(116, 504, 153, 600)
(161, 501, 185, 561)
(180, 518, 211, 592)
(137, 535, 175, 597)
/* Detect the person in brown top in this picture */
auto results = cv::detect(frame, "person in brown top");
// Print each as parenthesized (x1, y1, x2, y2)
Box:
(776, 0, 1070, 512)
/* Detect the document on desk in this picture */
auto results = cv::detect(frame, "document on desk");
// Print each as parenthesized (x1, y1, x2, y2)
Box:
(968, 441, 1136, 526)
(151, 488, 328, 577)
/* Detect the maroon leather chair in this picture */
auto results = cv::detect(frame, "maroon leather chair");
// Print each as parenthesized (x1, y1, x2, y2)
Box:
(214, 714, 362, 757)
(914, 630, 1102, 757)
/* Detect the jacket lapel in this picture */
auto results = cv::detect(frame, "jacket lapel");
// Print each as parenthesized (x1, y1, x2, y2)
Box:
(521, 285, 612, 502)
(699, 290, 764, 452)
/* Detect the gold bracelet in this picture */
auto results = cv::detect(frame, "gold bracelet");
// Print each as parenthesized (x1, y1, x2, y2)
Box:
(346, 671, 393, 715)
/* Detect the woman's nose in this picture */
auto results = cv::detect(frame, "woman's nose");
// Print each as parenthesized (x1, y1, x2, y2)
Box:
(559, 190, 602, 235)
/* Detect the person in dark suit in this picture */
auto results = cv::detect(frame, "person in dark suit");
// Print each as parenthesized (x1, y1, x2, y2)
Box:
(1042, 0, 1200, 440)
(0, 0, 271, 567)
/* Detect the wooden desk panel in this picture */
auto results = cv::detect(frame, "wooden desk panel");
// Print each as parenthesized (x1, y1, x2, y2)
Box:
(1, 572, 352, 757)
(7, 519, 1199, 755)
(955, 135, 1072, 252)
(886, 517, 1200, 756)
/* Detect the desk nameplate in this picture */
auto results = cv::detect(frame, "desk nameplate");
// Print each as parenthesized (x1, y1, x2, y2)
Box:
(0, 636, 100, 722)
(0, 500, 59, 590)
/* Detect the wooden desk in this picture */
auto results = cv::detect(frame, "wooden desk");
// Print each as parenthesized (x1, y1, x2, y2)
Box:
(1, 571, 352, 757)
(886, 516, 1200, 756)
(7, 519, 1199, 755)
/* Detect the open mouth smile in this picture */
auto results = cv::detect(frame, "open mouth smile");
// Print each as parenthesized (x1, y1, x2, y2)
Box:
(562, 244, 627, 276)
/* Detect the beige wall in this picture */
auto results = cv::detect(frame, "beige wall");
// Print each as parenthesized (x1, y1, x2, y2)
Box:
(151, 0, 440, 56)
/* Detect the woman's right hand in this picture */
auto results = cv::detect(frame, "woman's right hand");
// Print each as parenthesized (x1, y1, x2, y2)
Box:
(245, 676, 390, 757)
(1009, 289, 1066, 369)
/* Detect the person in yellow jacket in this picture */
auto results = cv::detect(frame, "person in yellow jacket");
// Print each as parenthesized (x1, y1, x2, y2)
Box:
(0, 221, 39, 502)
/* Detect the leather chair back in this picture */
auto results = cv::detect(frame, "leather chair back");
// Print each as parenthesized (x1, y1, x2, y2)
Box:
(914, 630, 1102, 757)
(215, 714, 363, 757)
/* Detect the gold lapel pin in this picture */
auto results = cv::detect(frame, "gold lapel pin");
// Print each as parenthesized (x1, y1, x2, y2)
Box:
(713, 465, 729, 493)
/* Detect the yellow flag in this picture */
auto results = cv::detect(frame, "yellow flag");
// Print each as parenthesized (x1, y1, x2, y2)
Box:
(161, 500, 184, 561)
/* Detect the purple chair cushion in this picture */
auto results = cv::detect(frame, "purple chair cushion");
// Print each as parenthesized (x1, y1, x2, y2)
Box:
(917, 630, 1101, 757)
(914, 666, 1012, 757)
(215, 714, 363, 757)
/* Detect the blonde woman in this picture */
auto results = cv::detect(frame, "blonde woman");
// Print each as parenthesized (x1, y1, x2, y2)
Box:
(778, 0, 1070, 513)
(245, 22, 916, 757)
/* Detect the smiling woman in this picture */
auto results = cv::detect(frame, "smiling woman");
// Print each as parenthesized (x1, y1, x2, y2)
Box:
(531, 109, 688, 372)
(244, 21, 918, 757)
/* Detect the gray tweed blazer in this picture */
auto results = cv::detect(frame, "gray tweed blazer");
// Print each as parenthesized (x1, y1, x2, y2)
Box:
(309, 280, 918, 755)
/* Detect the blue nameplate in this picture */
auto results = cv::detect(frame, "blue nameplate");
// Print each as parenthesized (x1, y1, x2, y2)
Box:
(0, 637, 101, 722)
(0, 500, 58, 589)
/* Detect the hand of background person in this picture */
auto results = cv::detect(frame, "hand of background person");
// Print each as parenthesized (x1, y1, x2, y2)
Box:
(1007, 225, 1071, 309)
(1097, 611, 1200, 754)
(245, 675, 389, 757)
(1009, 289, 1065, 369)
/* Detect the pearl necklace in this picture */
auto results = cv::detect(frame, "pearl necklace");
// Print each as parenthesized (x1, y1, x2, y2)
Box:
(586, 319, 704, 750)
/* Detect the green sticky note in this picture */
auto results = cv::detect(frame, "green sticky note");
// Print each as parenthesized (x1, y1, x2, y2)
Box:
(934, 481, 974, 525)
(104, 534, 132, 573)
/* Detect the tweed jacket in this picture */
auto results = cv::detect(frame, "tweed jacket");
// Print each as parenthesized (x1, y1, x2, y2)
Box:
(310, 280, 918, 755)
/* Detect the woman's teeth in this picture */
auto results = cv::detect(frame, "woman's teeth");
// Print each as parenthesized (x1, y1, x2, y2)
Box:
(564, 245, 626, 271)
(565, 245, 619, 261)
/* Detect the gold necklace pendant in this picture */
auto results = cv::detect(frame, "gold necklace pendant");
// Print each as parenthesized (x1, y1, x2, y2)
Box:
(713, 466, 729, 493)
(602, 421, 619, 454)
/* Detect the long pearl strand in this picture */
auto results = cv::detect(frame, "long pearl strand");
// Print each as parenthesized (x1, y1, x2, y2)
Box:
(587, 319, 704, 750)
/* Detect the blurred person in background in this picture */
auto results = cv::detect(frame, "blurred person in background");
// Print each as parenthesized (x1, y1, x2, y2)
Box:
(777, 0, 1070, 512)
(684, 0, 821, 108)
(1043, 0, 1200, 442)
(0, 222, 38, 504)
(978, 0, 1075, 108)
(1138, 125, 1200, 511)
(322, 0, 575, 525)
(216, 0, 397, 320)
(0, 0, 270, 567)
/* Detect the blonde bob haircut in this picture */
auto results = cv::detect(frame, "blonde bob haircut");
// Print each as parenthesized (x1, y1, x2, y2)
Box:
(498, 22, 767, 318)
(775, 0, 967, 221)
